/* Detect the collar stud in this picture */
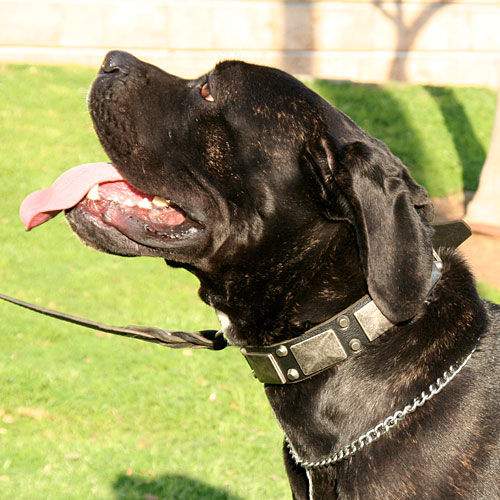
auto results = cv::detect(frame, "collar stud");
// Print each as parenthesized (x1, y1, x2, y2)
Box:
(276, 345, 288, 357)
(337, 316, 350, 328)
(349, 338, 362, 351)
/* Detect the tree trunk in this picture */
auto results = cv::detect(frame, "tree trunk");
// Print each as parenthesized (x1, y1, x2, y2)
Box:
(465, 88, 500, 236)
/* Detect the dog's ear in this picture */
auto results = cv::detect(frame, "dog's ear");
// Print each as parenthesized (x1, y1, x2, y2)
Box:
(304, 135, 435, 323)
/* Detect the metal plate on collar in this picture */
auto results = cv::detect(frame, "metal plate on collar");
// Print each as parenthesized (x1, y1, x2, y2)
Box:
(353, 300, 392, 341)
(290, 329, 347, 375)
(241, 350, 287, 384)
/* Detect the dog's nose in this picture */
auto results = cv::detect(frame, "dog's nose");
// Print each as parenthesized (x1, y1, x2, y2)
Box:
(99, 51, 138, 76)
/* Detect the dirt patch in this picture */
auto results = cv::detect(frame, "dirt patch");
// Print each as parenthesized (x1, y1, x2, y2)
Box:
(460, 234, 500, 289)
(433, 194, 500, 289)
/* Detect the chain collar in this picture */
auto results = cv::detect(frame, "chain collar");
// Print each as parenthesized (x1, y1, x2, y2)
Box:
(286, 338, 480, 469)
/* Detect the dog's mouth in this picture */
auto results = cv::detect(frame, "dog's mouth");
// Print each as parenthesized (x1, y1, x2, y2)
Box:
(20, 162, 202, 249)
(77, 180, 201, 247)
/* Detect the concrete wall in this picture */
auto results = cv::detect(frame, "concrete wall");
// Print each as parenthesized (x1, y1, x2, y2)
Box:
(1, 0, 499, 87)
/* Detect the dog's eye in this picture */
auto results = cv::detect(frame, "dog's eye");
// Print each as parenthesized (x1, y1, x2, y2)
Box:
(200, 82, 214, 102)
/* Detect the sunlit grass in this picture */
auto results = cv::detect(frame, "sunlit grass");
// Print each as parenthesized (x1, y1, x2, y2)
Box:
(307, 79, 496, 197)
(0, 64, 497, 499)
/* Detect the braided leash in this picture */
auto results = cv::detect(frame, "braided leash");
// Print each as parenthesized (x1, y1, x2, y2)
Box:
(0, 293, 227, 351)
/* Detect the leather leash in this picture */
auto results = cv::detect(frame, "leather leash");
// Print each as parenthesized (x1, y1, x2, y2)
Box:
(0, 221, 470, 354)
(0, 292, 227, 350)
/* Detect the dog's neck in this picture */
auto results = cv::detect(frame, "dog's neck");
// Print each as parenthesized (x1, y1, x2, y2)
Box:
(196, 222, 368, 347)
(264, 251, 487, 471)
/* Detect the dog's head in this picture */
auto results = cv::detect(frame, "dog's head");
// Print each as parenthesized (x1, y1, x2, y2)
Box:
(66, 51, 434, 327)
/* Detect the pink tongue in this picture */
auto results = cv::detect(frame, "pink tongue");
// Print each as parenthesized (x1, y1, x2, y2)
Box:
(20, 162, 124, 231)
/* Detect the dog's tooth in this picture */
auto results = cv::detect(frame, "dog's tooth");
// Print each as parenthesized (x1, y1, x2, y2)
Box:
(123, 199, 134, 207)
(138, 198, 153, 209)
(152, 196, 170, 207)
(87, 184, 100, 200)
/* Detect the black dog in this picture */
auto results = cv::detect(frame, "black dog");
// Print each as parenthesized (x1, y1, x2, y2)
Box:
(65, 51, 499, 499)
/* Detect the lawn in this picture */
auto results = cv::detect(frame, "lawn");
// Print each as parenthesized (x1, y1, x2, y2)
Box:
(0, 63, 498, 500)
(306, 79, 496, 196)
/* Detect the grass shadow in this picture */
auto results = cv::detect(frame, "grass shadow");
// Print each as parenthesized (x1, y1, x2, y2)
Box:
(424, 86, 486, 191)
(113, 473, 244, 500)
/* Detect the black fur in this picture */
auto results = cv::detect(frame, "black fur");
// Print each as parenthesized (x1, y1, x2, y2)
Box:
(66, 51, 500, 499)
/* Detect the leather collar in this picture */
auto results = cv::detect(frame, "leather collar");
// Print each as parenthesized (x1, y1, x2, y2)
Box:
(241, 256, 442, 384)
(240, 220, 472, 385)
(241, 292, 396, 384)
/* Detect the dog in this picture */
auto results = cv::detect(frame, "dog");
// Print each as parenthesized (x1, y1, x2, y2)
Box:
(59, 51, 499, 499)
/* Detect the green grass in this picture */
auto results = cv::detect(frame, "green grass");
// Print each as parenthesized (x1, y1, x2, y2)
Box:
(307, 79, 496, 196)
(477, 282, 500, 305)
(0, 64, 498, 500)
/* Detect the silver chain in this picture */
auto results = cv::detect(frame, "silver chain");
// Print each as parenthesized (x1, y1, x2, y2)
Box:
(286, 340, 479, 469)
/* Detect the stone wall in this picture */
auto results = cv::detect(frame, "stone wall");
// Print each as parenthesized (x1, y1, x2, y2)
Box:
(1, 0, 499, 87)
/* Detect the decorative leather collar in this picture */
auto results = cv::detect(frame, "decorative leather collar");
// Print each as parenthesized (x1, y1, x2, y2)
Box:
(240, 217, 475, 386)
(241, 255, 443, 384)
(241, 293, 395, 384)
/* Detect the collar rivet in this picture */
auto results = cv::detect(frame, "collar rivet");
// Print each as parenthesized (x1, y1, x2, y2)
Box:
(287, 369, 300, 381)
(276, 345, 288, 357)
(349, 338, 362, 351)
(337, 316, 350, 329)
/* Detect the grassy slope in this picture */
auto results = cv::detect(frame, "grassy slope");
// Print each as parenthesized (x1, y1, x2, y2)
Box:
(0, 64, 497, 500)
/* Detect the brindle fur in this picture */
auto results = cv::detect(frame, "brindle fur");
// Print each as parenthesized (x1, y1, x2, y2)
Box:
(66, 51, 500, 500)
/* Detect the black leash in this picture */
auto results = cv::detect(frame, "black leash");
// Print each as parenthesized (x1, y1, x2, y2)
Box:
(0, 293, 227, 351)
(0, 221, 470, 354)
